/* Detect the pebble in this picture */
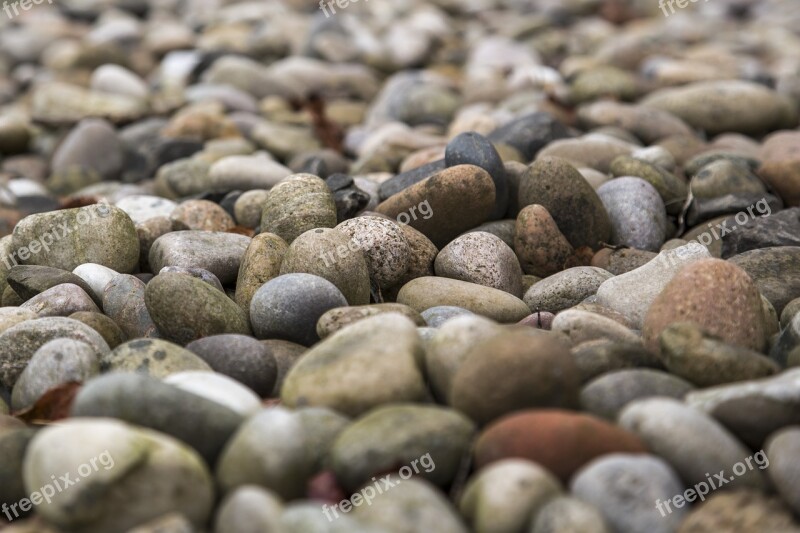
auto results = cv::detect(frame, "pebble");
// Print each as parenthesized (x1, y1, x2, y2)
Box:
(515, 205, 575, 277)
(234, 232, 287, 321)
(686, 368, 800, 449)
(445, 131, 509, 219)
(115, 195, 177, 225)
(551, 310, 641, 346)
(475, 410, 648, 482)
(595, 242, 711, 328)
(51, 119, 124, 181)
(281, 313, 427, 416)
(451, 330, 579, 425)
(759, 131, 800, 207)
(250, 273, 348, 346)
(487, 112, 571, 161)
(765, 428, 800, 517)
(460, 459, 562, 533)
(643, 258, 768, 354)
(642, 80, 797, 135)
(260, 174, 337, 244)
(375, 165, 496, 248)
(609, 156, 688, 215)
(72, 372, 242, 464)
(208, 154, 292, 192)
(397, 277, 531, 323)
(11, 204, 138, 273)
(577, 101, 694, 144)
(330, 404, 475, 491)
(99, 338, 211, 377)
(69, 311, 127, 349)
(435, 232, 523, 297)
(0, 317, 109, 389)
(537, 137, 634, 174)
(729, 246, 800, 315)
(658, 322, 780, 387)
(233, 190, 270, 228)
(524, 267, 613, 314)
(149, 231, 251, 285)
(103, 274, 159, 339)
(170, 199, 235, 232)
(11, 339, 99, 410)
(145, 272, 251, 344)
(421, 306, 475, 328)
(571, 454, 687, 533)
(214, 486, 284, 533)
(518, 157, 611, 250)
(676, 489, 800, 533)
(317, 303, 424, 339)
(580, 369, 694, 421)
(722, 207, 800, 258)
(186, 334, 277, 397)
(217, 406, 348, 499)
(618, 398, 766, 490)
(336, 216, 410, 290)
(23, 419, 213, 533)
(163, 371, 262, 416)
(18, 283, 99, 317)
(597, 177, 667, 251)
(531, 496, 610, 533)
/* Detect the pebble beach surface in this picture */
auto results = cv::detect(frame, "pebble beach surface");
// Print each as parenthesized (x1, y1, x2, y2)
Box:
(1, 0, 800, 531)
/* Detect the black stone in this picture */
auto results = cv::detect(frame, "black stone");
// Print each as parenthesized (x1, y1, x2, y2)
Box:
(378, 159, 446, 201)
(187, 334, 278, 397)
(722, 207, 800, 258)
(445, 132, 509, 219)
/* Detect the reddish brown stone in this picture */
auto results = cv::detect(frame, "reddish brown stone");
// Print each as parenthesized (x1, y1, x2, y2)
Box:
(758, 131, 800, 207)
(474, 409, 648, 482)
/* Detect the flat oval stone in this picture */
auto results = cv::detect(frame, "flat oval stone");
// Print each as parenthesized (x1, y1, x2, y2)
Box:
(475, 410, 648, 482)
(518, 157, 611, 250)
(729, 246, 800, 315)
(71, 372, 242, 465)
(551, 310, 640, 346)
(115, 195, 177, 225)
(208, 154, 291, 192)
(260, 173, 337, 244)
(375, 165, 496, 248)
(11, 204, 139, 273)
(659, 322, 779, 387)
(186, 334, 277, 397)
(619, 398, 766, 490)
(250, 273, 348, 346)
(397, 277, 531, 323)
(435, 232, 523, 297)
(11, 339, 99, 410)
(145, 272, 251, 344)
(580, 369, 694, 421)
(281, 313, 427, 417)
(445, 132, 509, 219)
(99, 338, 211, 377)
(149, 231, 251, 285)
(571, 454, 687, 533)
(577, 101, 694, 144)
(234, 232, 287, 322)
(537, 137, 634, 174)
(643, 258, 767, 354)
(597, 177, 667, 251)
(642, 80, 797, 136)
(0, 317, 110, 389)
(330, 404, 476, 491)
(524, 267, 613, 314)
(20, 283, 100, 317)
(7, 265, 101, 307)
(451, 330, 579, 425)
(316, 303, 424, 339)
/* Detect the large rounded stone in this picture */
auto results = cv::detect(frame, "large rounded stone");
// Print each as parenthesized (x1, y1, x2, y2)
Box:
(375, 165, 496, 248)
(729, 246, 800, 315)
(19, 283, 99, 317)
(280, 228, 370, 305)
(0, 317, 109, 389)
(330, 404, 476, 491)
(451, 330, 579, 425)
(11, 204, 138, 273)
(234, 232, 287, 321)
(518, 157, 611, 250)
(281, 313, 427, 417)
(149, 231, 251, 285)
(643, 259, 767, 354)
(72, 372, 243, 464)
(514, 205, 575, 277)
(759, 131, 800, 207)
(524, 267, 613, 314)
(103, 274, 159, 339)
(397, 277, 531, 323)
(597, 177, 667, 251)
(445, 132, 509, 220)
(336, 216, 410, 290)
(99, 338, 211, 377)
(474, 410, 648, 482)
(22, 419, 213, 533)
(316, 303, 424, 339)
(186, 334, 277, 397)
(260, 174, 337, 244)
(531, 496, 610, 533)
(435, 232, 523, 297)
(250, 273, 347, 346)
(145, 272, 251, 344)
